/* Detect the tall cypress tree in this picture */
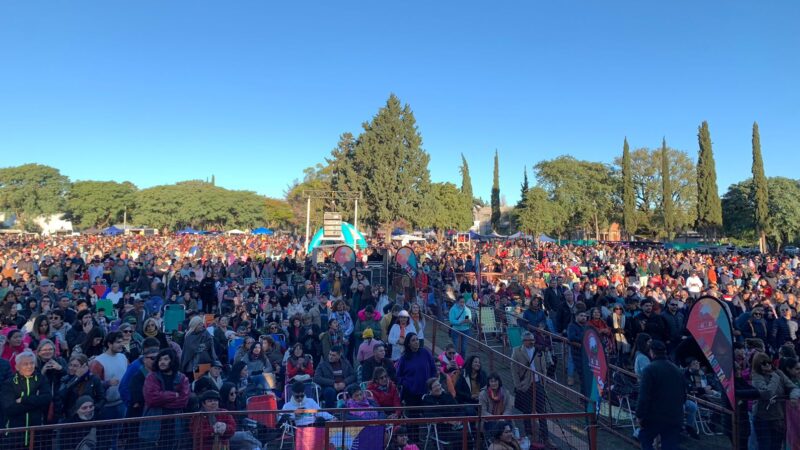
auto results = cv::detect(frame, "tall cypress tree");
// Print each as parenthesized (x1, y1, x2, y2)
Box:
(517, 166, 529, 209)
(696, 121, 723, 237)
(459, 153, 474, 204)
(752, 122, 769, 251)
(622, 138, 635, 238)
(661, 138, 674, 240)
(491, 150, 501, 230)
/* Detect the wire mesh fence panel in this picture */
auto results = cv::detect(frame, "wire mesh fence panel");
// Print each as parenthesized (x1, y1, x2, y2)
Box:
(3, 407, 597, 450)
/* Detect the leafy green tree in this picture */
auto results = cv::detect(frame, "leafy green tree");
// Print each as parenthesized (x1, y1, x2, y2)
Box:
(696, 121, 722, 236)
(135, 181, 268, 231)
(535, 156, 615, 239)
(264, 197, 294, 229)
(0, 164, 70, 224)
(425, 182, 473, 232)
(723, 177, 800, 248)
(491, 150, 500, 230)
(327, 132, 361, 222)
(351, 94, 431, 236)
(613, 146, 696, 237)
(621, 138, 636, 237)
(516, 187, 565, 240)
(67, 180, 137, 229)
(751, 122, 769, 251)
(661, 138, 674, 240)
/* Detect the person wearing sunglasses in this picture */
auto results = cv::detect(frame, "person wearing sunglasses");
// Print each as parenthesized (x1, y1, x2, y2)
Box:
(735, 306, 768, 342)
(279, 381, 334, 427)
(750, 351, 800, 450)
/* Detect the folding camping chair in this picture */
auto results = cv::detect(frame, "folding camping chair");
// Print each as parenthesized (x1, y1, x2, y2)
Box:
(506, 326, 523, 351)
(96, 298, 117, 320)
(282, 381, 321, 406)
(162, 304, 185, 333)
(228, 337, 244, 364)
(247, 393, 279, 429)
(478, 307, 503, 350)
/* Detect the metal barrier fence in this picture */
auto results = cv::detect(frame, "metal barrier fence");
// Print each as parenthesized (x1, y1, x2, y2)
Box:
(2, 404, 595, 450)
(422, 312, 601, 450)
(451, 299, 741, 450)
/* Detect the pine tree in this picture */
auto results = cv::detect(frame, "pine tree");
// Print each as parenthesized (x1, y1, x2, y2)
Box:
(661, 138, 674, 240)
(751, 122, 769, 252)
(491, 150, 501, 230)
(210, 174, 215, 186)
(352, 94, 431, 238)
(622, 138, 635, 238)
(517, 166, 529, 209)
(460, 153, 474, 205)
(696, 121, 723, 237)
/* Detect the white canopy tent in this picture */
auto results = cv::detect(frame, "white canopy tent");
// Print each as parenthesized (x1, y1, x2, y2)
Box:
(225, 229, 246, 235)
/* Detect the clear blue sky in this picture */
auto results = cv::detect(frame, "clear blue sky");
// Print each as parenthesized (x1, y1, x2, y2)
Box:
(1, 1, 797, 205)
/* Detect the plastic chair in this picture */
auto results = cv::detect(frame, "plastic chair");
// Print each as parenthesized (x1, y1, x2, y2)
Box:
(282, 381, 321, 405)
(421, 395, 452, 450)
(162, 304, 185, 333)
(246, 393, 279, 428)
(228, 337, 244, 363)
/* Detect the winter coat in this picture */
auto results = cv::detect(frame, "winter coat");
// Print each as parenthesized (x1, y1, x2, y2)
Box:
(396, 348, 437, 397)
(366, 380, 401, 410)
(190, 409, 237, 450)
(143, 371, 190, 412)
(751, 370, 800, 424)
(313, 358, 356, 389)
(635, 356, 686, 427)
(0, 370, 52, 432)
(57, 372, 106, 419)
(181, 329, 217, 374)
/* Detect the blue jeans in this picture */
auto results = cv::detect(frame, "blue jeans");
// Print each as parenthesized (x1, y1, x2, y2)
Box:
(685, 400, 698, 429)
(322, 386, 338, 408)
(639, 422, 681, 450)
(450, 328, 471, 356)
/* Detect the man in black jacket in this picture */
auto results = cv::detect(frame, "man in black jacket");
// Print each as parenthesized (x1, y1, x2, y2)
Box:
(636, 340, 685, 450)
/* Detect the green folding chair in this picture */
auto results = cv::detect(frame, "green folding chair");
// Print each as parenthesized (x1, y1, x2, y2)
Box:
(96, 298, 117, 320)
(507, 326, 523, 349)
(162, 304, 186, 333)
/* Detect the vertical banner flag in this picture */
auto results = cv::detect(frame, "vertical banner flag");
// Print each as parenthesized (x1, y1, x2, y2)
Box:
(582, 327, 608, 412)
(333, 245, 357, 273)
(394, 246, 418, 277)
(686, 295, 735, 408)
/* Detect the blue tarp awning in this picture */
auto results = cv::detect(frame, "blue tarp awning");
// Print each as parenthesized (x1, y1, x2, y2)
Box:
(251, 227, 274, 235)
(103, 226, 123, 236)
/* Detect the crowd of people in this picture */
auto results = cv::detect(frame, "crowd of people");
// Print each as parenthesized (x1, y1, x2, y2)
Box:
(1, 232, 799, 450)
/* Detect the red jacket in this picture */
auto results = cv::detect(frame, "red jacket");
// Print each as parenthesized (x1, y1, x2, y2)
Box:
(367, 380, 401, 415)
(286, 358, 314, 380)
(190, 409, 236, 450)
(143, 371, 190, 410)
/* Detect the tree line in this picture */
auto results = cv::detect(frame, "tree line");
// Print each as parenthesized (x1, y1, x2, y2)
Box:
(0, 94, 792, 247)
(0, 167, 294, 232)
